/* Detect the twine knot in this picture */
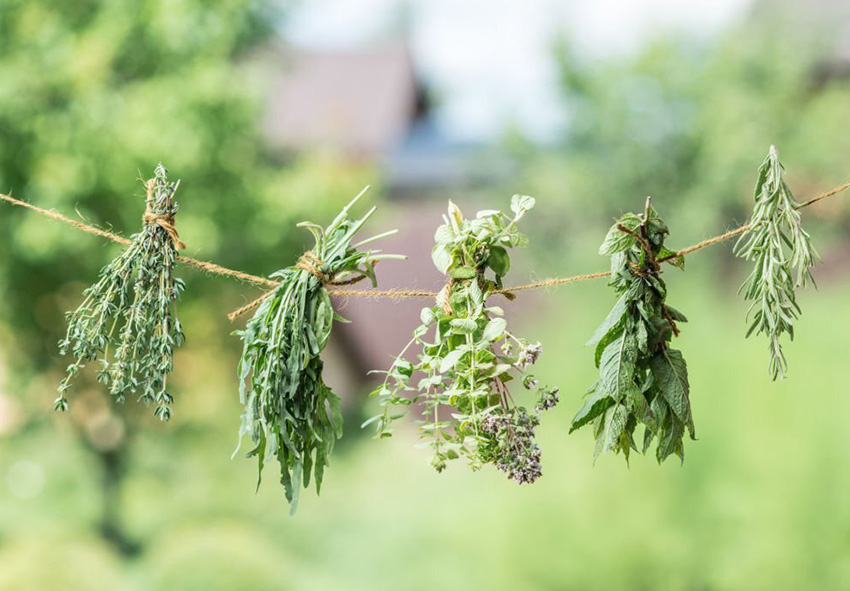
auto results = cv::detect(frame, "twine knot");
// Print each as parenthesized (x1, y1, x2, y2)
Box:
(441, 270, 516, 316)
(143, 178, 186, 250)
(295, 251, 374, 287)
(295, 251, 332, 284)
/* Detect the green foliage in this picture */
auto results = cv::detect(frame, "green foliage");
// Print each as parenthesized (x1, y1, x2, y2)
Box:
(735, 146, 817, 380)
(571, 199, 695, 463)
(368, 197, 560, 484)
(57, 164, 185, 420)
(235, 192, 400, 513)
(525, 22, 850, 264)
(0, 0, 279, 378)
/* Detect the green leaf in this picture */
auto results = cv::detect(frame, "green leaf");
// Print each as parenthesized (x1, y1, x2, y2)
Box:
(602, 403, 629, 453)
(431, 244, 453, 274)
(420, 307, 436, 326)
(450, 318, 477, 334)
(482, 317, 507, 342)
(570, 382, 613, 433)
(649, 348, 694, 437)
(659, 246, 684, 269)
(434, 224, 454, 245)
(510, 194, 536, 219)
(599, 213, 641, 255)
(450, 266, 477, 280)
(587, 295, 627, 347)
(487, 246, 511, 276)
(599, 331, 637, 402)
(439, 348, 467, 373)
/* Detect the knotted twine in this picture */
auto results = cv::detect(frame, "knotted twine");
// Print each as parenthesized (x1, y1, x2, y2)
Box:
(142, 178, 186, 251)
(226, 252, 374, 321)
(1, 179, 848, 318)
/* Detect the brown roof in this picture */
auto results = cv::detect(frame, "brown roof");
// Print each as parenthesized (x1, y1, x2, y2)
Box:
(264, 43, 418, 158)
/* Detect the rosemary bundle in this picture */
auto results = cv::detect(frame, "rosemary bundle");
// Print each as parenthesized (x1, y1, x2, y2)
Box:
(57, 163, 186, 420)
(734, 146, 818, 380)
(368, 197, 559, 484)
(570, 199, 695, 463)
(235, 190, 401, 513)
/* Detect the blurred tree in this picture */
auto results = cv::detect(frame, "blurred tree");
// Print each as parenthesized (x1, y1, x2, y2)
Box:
(0, 0, 377, 552)
(522, 15, 850, 265)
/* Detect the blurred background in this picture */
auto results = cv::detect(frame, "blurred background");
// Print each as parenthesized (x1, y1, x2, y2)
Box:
(1, 0, 849, 589)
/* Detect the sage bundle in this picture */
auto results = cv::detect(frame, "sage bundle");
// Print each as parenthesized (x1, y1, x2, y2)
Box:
(234, 190, 401, 513)
(57, 163, 186, 420)
(368, 197, 559, 484)
(734, 146, 818, 380)
(570, 198, 695, 463)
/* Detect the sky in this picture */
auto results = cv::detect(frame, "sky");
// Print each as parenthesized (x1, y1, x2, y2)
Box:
(282, 0, 754, 141)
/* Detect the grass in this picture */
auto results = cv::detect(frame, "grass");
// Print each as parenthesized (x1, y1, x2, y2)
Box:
(0, 274, 848, 590)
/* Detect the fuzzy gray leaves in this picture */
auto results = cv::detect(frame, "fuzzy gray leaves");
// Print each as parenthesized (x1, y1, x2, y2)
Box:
(735, 146, 818, 380)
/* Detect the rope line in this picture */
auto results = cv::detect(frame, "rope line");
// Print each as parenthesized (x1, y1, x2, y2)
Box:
(2, 180, 849, 316)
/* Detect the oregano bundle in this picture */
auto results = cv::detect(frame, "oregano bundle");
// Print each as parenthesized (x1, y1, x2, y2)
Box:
(368, 197, 560, 484)
(734, 146, 818, 380)
(57, 164, 186, 420)
(570, 199, 695, 463)
(234, 191, 401, 513)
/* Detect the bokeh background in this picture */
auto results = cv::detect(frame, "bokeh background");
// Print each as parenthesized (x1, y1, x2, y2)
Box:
(1, 1, 850, 589)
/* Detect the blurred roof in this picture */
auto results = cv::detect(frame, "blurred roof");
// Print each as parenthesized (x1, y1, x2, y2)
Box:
(264, 42, 418, 158)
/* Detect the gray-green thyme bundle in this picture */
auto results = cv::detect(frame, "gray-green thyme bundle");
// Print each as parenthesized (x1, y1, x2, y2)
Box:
(58, 163, 186, 420)
(735, 146, 818, 380)
(570, 199, 695, 463)
(234, 190, 402, 513)
(368, 197, 559, 484)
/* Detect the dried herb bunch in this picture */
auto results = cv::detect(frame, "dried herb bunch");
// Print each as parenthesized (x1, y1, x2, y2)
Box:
(570, 198, 695, 463)
(368, 197, 559, 484)
(734, 146, 818, 380)
(235, 189, 402, 513)
(57, 163, 186, 420)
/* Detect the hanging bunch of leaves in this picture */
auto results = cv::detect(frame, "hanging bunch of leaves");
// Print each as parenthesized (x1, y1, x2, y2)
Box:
(368, 196, 559, 484)
(57, 163, 186, 420)
(234, 189, 402, 513)
(734, 146, 818, 380)
(570, 198, 695, 463)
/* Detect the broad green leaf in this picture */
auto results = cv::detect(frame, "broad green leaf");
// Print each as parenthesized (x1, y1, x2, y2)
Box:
(420, 307, 436, 326)
(439, 348, 467, 373)
(450, 318, 477, 334)
(434, 224, 454, 245)
(570, 382, 613, 433)
(487, 246, 511, 276)
(599, 331, 637, 402)
(649, 348, 694, 437)
(602, 403, 629, 453)
(482, 317, 507, 342)
(510, 194, 536, 219)
(431, 244, 453, 274)
(599, 213, 642, 255)
(450, 266, 477, 279)
(587, 295, 628, 347)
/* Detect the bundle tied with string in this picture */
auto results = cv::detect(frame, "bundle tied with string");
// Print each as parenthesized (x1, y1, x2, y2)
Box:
(232, 188, 404, 514)
(57, 163, 186, 420)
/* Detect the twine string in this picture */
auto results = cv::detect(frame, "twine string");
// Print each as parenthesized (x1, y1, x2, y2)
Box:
(141, 177, 187, 251)
(227, 251, 375, 321)
(1, 179, 848, 320)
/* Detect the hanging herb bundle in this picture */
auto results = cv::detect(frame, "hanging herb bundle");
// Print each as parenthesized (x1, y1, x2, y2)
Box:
(367, 196, 559, 484)
(57, 164, 186, 420)
(234, 189, 402, 513)
(734, 146, 818, 380)
(570, 198, 695, 463)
